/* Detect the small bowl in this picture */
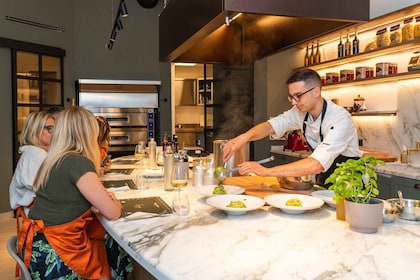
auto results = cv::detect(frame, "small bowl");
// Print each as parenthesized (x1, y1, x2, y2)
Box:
(387, 198, 420, 221)
(382, 207, 397, 223)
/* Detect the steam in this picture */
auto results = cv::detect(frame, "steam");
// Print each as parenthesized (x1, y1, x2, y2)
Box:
(215, 66, 253, 140)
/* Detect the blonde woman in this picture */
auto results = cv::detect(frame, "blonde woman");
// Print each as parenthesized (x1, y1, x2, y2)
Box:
(19, 106, 131, 279)
(9, 111, 55, 215)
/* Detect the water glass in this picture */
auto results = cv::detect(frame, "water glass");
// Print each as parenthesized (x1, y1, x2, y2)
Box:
(135, 171, 149, 190)
(172, 194, 190, 216)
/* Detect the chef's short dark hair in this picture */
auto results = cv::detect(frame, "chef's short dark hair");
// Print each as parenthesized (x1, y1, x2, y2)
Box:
(286, 69, 321, 87)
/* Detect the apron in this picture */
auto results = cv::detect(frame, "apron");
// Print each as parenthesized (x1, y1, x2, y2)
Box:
(18, 209, 111, 279)
(303, 99, 359, 187)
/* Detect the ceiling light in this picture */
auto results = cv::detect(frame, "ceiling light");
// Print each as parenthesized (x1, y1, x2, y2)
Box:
(120, 1, 128, 17)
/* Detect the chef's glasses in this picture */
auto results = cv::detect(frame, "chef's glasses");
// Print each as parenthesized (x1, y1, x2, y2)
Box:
(287, 87, 315, 102)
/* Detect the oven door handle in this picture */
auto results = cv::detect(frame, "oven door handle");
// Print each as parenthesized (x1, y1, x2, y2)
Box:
(111, 135, 130, 141)
(106, 117, 129, 124)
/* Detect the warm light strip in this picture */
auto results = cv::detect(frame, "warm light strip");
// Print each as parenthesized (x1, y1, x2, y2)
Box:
(174, 63, 197, 66)
(5, 16, 64, 32)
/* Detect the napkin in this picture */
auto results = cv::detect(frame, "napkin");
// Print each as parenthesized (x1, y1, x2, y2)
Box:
(106, 185, 130, 192)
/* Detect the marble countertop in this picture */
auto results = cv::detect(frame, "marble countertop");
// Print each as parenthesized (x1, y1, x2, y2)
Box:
(101, 160, 420, 280)
(270, 145, 420, 180)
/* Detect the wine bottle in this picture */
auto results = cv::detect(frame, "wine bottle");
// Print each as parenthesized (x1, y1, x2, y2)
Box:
(309, 43, 314, 65)
(344, 34, 351, 56)
(337, 36, 344, 58)
(304, 44, 309, 66)
(352, 31, 359, 55)
(314, 41, 321, 64)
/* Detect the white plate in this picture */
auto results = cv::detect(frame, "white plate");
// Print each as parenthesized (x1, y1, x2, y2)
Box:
(195, 185, 245, 197)
(311, 190, 337, 208)
(141, 169, 164, 178)
(264, 194, 324, 214)
(206, 194, 265, 216)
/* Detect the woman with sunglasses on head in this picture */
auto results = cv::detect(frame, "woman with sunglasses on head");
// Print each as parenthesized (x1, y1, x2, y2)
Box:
(223, 68, 362, 187)
(18, 106, 132, 279)
(9, 111, 55, 216)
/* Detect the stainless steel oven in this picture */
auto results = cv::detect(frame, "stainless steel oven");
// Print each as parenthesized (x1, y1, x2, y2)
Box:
(76, 79, 160, 157)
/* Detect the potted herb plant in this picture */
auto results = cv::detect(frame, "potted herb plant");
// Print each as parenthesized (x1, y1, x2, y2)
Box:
(325, 156, 385, 233)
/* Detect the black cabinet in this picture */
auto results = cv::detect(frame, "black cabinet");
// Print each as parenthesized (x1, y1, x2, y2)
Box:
(377, 174, 392, 199)
(391, 176, 420, 200)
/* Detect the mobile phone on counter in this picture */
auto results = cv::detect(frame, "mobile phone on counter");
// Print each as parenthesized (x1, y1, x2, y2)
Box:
(101, 154, 112, 167)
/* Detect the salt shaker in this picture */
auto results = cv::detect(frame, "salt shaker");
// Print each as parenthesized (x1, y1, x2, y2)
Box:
(204, 168, 216, 185)
(193, 165, 204, 187)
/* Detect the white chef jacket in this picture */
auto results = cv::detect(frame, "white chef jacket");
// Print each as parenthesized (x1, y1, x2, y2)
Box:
(268, 99, 363, 172)
(9, 145, 47, 214)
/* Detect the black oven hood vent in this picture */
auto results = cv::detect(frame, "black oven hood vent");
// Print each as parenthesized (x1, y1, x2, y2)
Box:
(159, 0, 369, 65)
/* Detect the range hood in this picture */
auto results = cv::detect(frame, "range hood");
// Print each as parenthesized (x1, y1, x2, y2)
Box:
(159, 0, 370, 65)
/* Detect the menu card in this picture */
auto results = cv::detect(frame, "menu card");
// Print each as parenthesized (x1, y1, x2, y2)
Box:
(119, 197, 173, 217)
(102, 179, 136, 189)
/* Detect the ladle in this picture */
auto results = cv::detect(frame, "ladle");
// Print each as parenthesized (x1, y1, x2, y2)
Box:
(398, 190, 404, 205)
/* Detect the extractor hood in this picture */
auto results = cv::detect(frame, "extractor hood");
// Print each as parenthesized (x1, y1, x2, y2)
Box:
(159, 0, 370, 65)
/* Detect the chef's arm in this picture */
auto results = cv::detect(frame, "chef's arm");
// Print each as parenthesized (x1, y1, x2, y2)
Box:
(238, 157, 323, 177)
(223, 122, 275, 162)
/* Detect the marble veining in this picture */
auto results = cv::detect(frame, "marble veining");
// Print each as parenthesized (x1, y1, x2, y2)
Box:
(102, 180, 420, 280)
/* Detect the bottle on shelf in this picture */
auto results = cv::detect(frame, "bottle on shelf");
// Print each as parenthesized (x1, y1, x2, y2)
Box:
(309, 43, 314, 65)
(314, 41, 320, 64)
(337, 36, 344, 58)
(344, 34, 351, 57)
(304, 44, 309, 66)
(352, 31, 359, 55)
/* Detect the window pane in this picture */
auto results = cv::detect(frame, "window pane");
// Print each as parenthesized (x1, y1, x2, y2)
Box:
(42, 81, 61, 105)
(17, 79, 39, 104)
(17, 107, 39, 134)
(42, 56, 61, 79)
(16, 52, 39, 77)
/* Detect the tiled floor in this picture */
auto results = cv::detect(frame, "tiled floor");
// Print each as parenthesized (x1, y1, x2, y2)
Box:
(0, 211, 18, 280)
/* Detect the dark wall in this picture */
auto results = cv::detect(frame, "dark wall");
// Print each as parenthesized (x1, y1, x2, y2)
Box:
(0, 0, 170, 212)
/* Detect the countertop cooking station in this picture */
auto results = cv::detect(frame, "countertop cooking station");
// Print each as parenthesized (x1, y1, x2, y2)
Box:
(100, 156, 420, 280)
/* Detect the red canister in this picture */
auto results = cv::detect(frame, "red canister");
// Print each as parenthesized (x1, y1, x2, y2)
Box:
(388, 63, 398, 75)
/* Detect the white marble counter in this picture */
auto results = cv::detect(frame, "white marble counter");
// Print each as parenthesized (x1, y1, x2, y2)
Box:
(101, 160, 420, 280)
(270, 145, 420, 180)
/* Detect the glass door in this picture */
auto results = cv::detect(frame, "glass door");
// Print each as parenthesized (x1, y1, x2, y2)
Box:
(13, 50, 64, 165)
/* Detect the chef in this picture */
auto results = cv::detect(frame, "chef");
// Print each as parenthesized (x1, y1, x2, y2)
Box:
(223, 68, 363, 187)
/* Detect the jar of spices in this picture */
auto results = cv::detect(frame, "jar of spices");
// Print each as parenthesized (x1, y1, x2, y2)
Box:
(353, 94, 366, 112)
(402, 17, 414, 42)
(415, 16, 420, 39)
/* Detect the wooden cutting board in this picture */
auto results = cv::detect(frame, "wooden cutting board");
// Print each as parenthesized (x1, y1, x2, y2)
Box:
(224, 176, 314, 199)
(361, 148, 397, 162)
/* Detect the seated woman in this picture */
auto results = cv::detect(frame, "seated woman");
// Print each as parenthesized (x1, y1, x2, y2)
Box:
(9, 111, 55, 216)
(96, 115, 112, 173)
(19, 106, 131, 279)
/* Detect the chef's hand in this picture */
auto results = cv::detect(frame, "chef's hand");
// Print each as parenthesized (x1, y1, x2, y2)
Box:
(223, 135, 248, 162)
(238, 161, 269, 176)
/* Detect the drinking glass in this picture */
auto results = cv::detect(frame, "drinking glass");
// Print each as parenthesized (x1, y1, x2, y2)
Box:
(171, 162, 188, 190)
(134, 141, 146, 168)
(135, 171, 149, 190)
(172, 194, 189, 216)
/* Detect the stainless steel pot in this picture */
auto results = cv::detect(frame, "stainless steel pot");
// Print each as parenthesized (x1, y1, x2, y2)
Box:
(387, 198, 420, 221)
(213, 139, 249, 177)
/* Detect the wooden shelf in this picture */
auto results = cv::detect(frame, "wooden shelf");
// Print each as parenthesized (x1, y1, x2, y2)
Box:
(351, 110, 397, 116)
(322, 70, 420, 89)
(303, 39, 420, 71)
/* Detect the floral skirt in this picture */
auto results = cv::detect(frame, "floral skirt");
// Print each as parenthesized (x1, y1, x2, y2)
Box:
(27, 233, 133, 280)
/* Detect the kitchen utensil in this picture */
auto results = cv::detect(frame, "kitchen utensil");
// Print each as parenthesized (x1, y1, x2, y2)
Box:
(230, 156, 275, 172)
(213, 139, 249, 177)
(398, 190, 403, 205)
(387, 197, 420, 221)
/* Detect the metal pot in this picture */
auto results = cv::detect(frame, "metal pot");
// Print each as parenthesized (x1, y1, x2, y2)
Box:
(387, 198, 420, 221)
(213, 139, 249, 177)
